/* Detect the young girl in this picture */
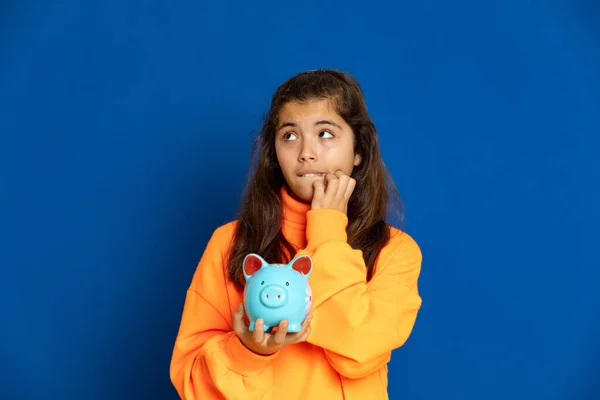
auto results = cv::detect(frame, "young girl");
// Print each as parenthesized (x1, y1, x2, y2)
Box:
(170, 69, 423, 399)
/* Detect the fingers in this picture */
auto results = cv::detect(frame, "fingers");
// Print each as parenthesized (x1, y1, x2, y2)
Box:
(296, 325, 311, 343)
(296, 317, 313, 343)
(310, 170, 354, 213)
(242, 315, 311, 353)
(312, 179, 326, 208)
(333, 171, 351, 198)
(324, 173, 339, 202)
(337, 171, 356, 201)
(344, 176, 356, 200)
(233, 304, 309, 355)
(233, 304, 265, 344)
(252, 318, 265, 343)
(232, 303, 245, 335)
(270, 320, 289, 346)
(299, 314, 312, 337)
(319, 171, 356, 211)
(287, 315, 313, 344)
(313, 179, 325, 197)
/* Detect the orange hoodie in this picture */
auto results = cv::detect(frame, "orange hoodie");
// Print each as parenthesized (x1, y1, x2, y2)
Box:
(170, 185, 423, 400)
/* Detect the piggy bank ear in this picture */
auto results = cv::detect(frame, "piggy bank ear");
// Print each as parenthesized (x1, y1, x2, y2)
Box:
(243, 253, 266, 281)
(290, 254, 312, 277)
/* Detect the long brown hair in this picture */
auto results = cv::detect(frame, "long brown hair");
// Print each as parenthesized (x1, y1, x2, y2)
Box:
(227, 69, 404, 290)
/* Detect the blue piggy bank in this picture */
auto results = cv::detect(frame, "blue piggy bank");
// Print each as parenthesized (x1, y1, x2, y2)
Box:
(243, 253, 312, 333)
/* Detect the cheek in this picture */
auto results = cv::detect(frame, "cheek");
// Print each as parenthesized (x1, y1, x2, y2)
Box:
(275, 147, 296, 175)
(323, 147, 355, 172)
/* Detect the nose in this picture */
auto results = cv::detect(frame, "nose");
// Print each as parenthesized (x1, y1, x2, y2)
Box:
(299, 139, 317, 162)
(259, 285, 288, 308)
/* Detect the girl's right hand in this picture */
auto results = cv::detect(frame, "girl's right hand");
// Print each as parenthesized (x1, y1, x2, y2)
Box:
(311, 170, 356, 215)
(232, 303, 312, 356)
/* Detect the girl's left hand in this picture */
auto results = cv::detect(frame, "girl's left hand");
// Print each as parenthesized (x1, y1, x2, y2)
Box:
(312, 170, 356, 215)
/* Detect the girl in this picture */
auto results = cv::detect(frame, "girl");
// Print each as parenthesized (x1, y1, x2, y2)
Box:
(170, 69, 423, 400)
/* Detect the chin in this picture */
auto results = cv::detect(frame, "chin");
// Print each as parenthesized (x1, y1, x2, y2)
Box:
(288, 185, 313, 203)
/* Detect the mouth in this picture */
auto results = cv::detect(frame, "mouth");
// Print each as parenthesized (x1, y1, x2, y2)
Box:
(297, 171, 327, 178)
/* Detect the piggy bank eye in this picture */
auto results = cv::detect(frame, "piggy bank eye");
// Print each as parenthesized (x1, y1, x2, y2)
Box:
(286, 282, 289, 286)
(261, 281, 264, 285)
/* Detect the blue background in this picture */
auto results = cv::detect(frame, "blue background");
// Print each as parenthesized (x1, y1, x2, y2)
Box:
(1, 1, 599, 399)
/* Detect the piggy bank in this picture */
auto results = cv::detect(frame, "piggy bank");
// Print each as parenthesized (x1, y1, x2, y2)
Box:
(243, 253, 312, 333)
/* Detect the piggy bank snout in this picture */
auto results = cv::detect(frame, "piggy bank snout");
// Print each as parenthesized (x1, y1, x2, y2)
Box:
(259, 284, 288, 308)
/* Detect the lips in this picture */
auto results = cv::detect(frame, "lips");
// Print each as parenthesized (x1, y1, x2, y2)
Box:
(297, 169, 327, 177)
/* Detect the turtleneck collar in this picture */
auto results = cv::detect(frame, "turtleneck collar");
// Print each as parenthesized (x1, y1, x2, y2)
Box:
(280, 184, 350, 252)
(280, 184, 311, 230)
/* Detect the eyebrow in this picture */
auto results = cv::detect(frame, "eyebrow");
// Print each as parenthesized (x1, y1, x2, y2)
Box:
(277, 120, 342, 131)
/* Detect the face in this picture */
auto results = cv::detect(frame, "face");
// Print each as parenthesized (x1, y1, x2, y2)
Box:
(274, 99, 362, 203)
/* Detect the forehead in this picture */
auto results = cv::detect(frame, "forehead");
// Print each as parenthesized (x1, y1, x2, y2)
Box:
(277, 99, 341, 124)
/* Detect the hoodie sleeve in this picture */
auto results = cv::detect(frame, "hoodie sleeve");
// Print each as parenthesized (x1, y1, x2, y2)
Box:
(170, 225, 279, 400)
(297, 209, 423, 379)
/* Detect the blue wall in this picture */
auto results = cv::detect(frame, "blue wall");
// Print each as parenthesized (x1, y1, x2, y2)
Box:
(1, 1, 599, 399)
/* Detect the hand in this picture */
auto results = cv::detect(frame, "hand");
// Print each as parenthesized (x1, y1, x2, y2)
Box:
(312, 170, 356, 214)
(232, 304, 312, 356)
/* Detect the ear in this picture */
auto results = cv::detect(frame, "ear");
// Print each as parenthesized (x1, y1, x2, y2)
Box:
(289, 255, 312, 278)
(243, 253, 266, 281)
(353, 152, 362, 167)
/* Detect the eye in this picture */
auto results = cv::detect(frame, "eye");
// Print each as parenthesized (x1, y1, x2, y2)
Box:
(319, 130, 334, 139)
(286, 282, 289, 286)
(261, 281, 264, 285)
(283, 132, 298, 141)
